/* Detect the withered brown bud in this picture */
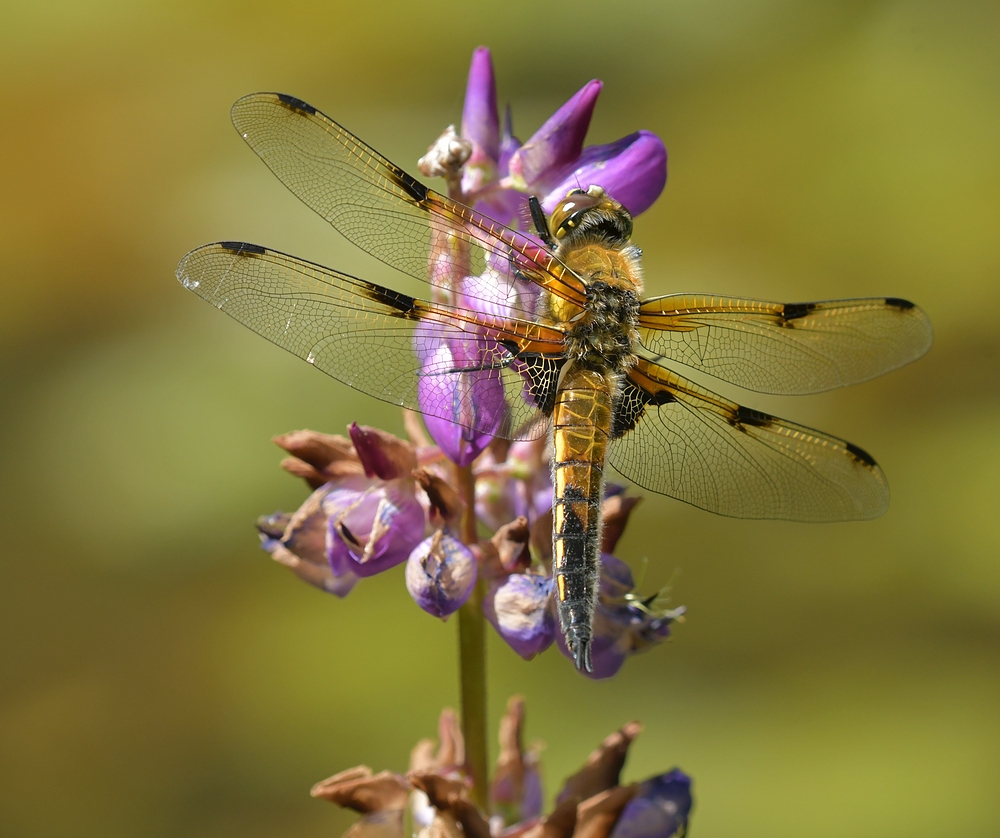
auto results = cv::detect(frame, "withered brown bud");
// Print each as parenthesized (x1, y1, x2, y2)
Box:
(600, 495, 642, 554)
(518, 796, 578, 838)
(408, 773, 491, 838)
(530, 508, 553, 563)
(557, 722, 643, 804)
(310, 767, 410, 812)
(413, 469, 464, 527)
(274, 429, 364, 487)
(572, 784, 638, 838)
(492, 518, 531, 573)
(410, 708, 465, 774)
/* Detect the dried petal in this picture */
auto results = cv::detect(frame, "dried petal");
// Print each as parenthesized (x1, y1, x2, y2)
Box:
(573, 784, 638, 838)
(408, 773, 492, 838)
(600, 496, 642, 555)
(413, 468, 464, 527)
(406, 530, 478, 619)
(490, 517, 531, 575)
(273, 429, 363, 480)
(518, 796, 578, 838)
(557, 722, 642, 804)
(345, 810, 406, 838)
(419, 125, 473, 181)
(484, 572, 556, 659)
(349, 423, 418, 480)
(491, 696, 544, 823)
(311, 767, 410, 812)
(607, 771, 692, 838)
(260, 537, 358, 597)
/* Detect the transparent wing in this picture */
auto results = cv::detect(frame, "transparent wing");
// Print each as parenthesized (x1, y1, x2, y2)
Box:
(638, 294, 933, 395)
(229, 92, 587, 317)
(176, 242, 568, 440)
(608, 358, 889, 521)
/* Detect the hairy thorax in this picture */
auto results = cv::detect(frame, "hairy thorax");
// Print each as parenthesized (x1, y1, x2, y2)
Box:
(555, 243, 643, 373)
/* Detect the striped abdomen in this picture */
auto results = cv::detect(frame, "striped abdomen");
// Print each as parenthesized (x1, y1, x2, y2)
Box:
(551, 365, 613, 672)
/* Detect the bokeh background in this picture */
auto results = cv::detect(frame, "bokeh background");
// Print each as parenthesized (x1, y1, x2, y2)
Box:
(2, 0, 998, 835)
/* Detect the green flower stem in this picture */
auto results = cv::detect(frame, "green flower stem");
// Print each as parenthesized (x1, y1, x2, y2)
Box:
(456, 462, 489, 811)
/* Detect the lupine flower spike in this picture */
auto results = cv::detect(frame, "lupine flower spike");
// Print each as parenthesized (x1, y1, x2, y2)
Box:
(311, 700, 693, 838)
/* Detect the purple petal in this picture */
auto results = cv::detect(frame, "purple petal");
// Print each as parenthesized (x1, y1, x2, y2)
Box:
(508, 80, 602, 187)
(599, 552, 635, 598)
(555, 622, 627, 679)
(468, 106, 526, 227)
(498, 104, 520, 173)
(540, 130, 667, 218)
(326, 483, 427, 578)
(405, 530, 478, 619)
(417, 338, 507, 466)
(462, 47, 499, 165)
(484, 573, 556, 659)
(609, 770, 693, 838)
(520, 762, 544, 821)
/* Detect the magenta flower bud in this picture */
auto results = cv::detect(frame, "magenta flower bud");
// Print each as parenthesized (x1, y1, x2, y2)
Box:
(484, 572, 556, 659)
(324, 477, 427, 578)
(508, 80, 602, 187)
(461, 46, 500, 165)
(540, 130, 667, 218)
(405, 530, 478, 619)
(608, 770, 693, 838)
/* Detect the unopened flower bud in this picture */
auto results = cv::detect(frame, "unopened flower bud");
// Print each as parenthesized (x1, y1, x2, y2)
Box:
(406, 530, 478, 619)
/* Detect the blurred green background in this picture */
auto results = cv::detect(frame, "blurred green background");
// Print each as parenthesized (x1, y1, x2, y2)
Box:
(2, 0, 998, 835)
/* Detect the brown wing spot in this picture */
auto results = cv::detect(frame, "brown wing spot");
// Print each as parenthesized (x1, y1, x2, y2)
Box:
(361, 282, 417, 317)
(884, 297, 916, 311)
(275, 94, 316, 115)
(730, 404, 774, 431)
(219, 241, 266, 256)
(845, 441, 878, 468)
(387, 165, 429, 203)
(782, 302, 817, 322)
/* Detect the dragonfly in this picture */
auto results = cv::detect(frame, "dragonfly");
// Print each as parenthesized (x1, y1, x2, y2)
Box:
(177, 92, 933, 672)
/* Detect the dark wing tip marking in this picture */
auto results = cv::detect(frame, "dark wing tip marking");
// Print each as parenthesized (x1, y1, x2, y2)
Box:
(219, 241, 267, 255)
(884, 297, 916, 311)
(275, 94, 316, 115)
(845, 441, 878, 468)
(782, 302, 817, 321)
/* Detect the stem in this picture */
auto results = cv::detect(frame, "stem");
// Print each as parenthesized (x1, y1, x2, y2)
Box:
(456, 463, 489, 811)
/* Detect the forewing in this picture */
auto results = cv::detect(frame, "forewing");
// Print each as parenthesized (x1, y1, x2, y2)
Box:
(229, 93, 586, 316)
(638, 295, 933, 394)
(176, 242, 567, 440)
(608, 358, 889, 521)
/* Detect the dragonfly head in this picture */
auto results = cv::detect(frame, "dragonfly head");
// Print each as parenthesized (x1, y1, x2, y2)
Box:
(550, 185, 633, 247)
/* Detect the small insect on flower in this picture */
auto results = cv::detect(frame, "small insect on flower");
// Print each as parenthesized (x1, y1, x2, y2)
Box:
(180, 47, 933, 673)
